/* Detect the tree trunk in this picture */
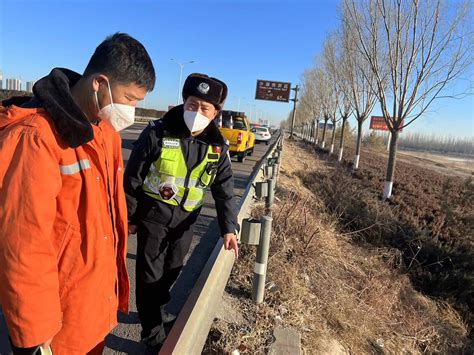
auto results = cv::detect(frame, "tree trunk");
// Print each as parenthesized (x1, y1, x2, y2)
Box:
(383, 130, 399, 200)
(330, 122, 337, 154)
(321, 118, 328, 149)
(338, 118, 347, 162)
(354, 119, 363, 169)
(314, 121, 320, 146)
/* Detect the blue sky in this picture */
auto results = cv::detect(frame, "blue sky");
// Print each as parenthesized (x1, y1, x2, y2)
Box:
(0, 0, 472, 138)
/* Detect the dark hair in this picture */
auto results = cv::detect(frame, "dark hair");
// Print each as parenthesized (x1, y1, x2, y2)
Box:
(83, 33, 155, 91)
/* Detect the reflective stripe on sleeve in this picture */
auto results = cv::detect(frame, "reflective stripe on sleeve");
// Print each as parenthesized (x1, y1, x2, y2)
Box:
(59, 159, 91, 175)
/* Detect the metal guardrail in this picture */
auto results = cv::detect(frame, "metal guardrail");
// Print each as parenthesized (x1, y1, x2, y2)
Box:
(135, 115, 160, 122)
(160, 131, 283, 354)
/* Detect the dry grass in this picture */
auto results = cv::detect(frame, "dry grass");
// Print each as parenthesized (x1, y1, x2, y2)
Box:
(204, 138, 468, 354)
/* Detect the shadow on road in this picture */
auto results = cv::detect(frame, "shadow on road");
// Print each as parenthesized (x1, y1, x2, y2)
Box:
(105, 333, 143, 354)
(117, 311, 140, 325)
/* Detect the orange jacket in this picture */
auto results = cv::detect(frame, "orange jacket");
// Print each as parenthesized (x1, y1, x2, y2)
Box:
(0, 102, 129, 353)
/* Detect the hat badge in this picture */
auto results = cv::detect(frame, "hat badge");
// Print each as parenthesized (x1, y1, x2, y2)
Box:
(198, 82, 210, 95)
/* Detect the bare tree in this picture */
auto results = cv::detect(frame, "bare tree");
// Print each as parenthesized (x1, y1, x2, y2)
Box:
(336, 84, 353, 161)
(297, 99, 312, 141)
(313, 117, 321, 146)
(344, 0, 473, 199)
(321, 115, 329, 148)
(399, 132, 474, 155)
(326, 32, 355, 160)
(321, 37, 346, 155)
(340, 14, 379, 169)
(313, 65, 338, 150)
(300, 68, 324, 145)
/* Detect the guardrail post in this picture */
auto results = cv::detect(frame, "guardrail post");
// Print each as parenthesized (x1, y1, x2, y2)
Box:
(251, 215, 273, 303)
(273, 162, 280, 184)
(266, 178, 276, 216)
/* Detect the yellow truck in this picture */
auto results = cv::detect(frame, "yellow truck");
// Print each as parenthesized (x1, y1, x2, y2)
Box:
(218, 111, 255, 162)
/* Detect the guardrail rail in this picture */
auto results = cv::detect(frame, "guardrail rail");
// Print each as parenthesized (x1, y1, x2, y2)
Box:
(160, 131, 284, 354)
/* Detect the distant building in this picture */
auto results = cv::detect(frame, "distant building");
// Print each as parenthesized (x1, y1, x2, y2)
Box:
(26, 81, 34, 93)
(6, 78, 22, 91)
(0, 72, 3, 90)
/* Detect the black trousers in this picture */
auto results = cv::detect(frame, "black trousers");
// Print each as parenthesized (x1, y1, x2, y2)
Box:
(135, 214, 196, 345)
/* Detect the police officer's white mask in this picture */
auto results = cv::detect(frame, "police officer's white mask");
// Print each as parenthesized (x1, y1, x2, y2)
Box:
(95, 79, 136, 132)
(184, 110, 211, 133)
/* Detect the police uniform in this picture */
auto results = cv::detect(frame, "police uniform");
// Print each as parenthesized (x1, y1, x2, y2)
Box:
(124, 74, 238, 348)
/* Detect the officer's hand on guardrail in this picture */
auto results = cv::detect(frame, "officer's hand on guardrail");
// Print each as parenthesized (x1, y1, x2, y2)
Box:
(223, 233, 239, 260)
(129, 224, 138, 235)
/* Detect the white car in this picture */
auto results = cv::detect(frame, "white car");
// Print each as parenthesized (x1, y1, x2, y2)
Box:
(252, 126, 272, 145)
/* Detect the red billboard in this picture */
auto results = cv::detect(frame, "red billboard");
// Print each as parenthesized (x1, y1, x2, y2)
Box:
(370, 116, 404, 132)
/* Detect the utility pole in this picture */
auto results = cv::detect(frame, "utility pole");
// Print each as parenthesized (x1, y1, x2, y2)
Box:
(289, 85, 299, 139)
(236, 96, 246, 112)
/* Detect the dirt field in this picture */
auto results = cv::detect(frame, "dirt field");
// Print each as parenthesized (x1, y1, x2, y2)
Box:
(307, 141, 473, 336)
(397, 149, 474, 178)
(203, 137, 469, 354)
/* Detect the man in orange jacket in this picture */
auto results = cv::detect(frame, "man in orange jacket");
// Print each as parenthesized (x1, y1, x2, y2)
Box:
(0, 33, 155, 354)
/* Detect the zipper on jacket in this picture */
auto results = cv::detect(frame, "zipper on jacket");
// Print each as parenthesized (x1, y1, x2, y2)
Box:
(98, 127, 119, 265)
(180, 137, 207, 208)
(101, 134, 121, 302)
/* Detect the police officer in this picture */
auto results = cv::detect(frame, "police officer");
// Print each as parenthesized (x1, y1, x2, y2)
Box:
(124, 73, 239, 350)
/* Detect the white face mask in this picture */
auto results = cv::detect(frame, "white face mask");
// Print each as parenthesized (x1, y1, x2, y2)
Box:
(184, 110, 211, 133)
(94, 80, 135, 132)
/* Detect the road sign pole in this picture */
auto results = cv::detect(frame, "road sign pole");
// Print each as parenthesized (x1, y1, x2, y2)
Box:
(289, 85, 299, 139)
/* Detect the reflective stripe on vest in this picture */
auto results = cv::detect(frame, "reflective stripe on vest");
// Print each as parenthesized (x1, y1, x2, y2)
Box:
(142, 138, 220, 212)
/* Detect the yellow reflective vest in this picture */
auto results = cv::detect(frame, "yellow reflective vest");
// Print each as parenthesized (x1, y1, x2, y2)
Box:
(142, 138, 220, 211)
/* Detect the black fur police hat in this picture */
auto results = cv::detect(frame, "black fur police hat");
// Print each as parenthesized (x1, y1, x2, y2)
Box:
(182, 73, 228, 110)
